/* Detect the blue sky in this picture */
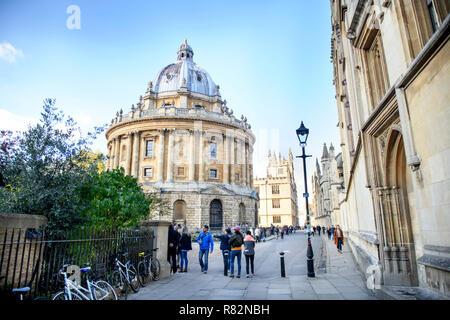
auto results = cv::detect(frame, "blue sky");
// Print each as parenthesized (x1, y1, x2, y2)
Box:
(0, 0, 340, 215)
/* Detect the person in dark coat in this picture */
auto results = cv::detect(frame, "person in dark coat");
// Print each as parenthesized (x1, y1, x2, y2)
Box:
(168, 224, 180, 274)
(214, 228, 232, 274)
(179, 226, 192, 272)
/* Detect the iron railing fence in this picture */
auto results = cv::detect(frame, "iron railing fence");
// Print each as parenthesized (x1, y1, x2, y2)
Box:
(0, 226, 154, 299)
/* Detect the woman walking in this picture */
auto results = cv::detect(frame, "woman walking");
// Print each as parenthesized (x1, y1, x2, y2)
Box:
(179, 226, 192, 272)
(243, 230, 256, 278)
(334, 225, 344, 253)
(228, 226, 244, 278)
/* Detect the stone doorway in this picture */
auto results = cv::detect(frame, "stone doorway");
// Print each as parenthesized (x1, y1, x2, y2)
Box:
(209, 199, 223, 231)
(381, 130, 418, 286)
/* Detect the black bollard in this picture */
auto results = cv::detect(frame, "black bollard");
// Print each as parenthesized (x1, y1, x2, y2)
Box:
(224, 250, 229, 276)
(280, 252, 286, 277)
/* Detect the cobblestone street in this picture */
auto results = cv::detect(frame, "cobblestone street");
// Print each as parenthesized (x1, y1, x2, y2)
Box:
(128, 231, 378, 300)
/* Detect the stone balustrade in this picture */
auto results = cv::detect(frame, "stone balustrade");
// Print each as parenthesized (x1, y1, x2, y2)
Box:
(111, 106, 251, 131)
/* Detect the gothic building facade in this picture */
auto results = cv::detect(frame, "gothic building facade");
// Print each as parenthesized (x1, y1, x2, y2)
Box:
(105, 41, 258, 231)
(254, 150, 300, 227)
(330, 0, 449, 296)
(312, 143, 345, 227)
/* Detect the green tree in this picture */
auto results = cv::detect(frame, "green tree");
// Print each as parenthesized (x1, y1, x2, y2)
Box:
(76, 167, 167, 230)
(0, 99, 106, 235)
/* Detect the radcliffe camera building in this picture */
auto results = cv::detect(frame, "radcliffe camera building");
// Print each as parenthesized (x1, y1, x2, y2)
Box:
(254, 150, 300, 227)
(105, 41, 258, 231)
(329, 0, 449, 296)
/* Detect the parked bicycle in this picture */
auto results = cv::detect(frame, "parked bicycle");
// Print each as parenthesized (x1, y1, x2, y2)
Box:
(137, 248, 161, 286)
(51, 264, 117, 300)
(110, 252, 140, 298)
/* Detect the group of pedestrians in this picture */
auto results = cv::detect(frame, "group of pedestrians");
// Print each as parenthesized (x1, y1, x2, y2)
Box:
(167, 224, 259, 278)
(303, 224, 345, 254)
(167, 224, 193, 274)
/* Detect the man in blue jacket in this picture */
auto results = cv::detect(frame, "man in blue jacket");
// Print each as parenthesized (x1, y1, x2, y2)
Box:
(214, 228, 232, 275)
(197, 225, 214, 274)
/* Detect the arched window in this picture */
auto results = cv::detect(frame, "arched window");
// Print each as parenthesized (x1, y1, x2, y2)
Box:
(209, 199, 223, 231)
(239, 203, 246, 224)
(173, 200, 186, 223)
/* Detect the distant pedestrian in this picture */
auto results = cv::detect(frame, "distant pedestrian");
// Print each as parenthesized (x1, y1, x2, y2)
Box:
(214, 228, 232, 274)
(255, 227, 261, 243)
(197, 225, 214, 274)
(228, 226, 244, 278)
(327, 227, 331, 239)
(275, 227, 279, 239)
(280, 227, 285, 239)
(334, 225, 344, 253)
(317, 225, 321, 236)
(330, 225, 335, 241)
(179, 226, 192, 272)
(243, 230, 256, 278)
(168, 224, 180, 274)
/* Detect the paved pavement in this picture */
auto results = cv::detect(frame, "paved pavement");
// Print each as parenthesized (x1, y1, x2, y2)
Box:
(128, 231, 378, 300)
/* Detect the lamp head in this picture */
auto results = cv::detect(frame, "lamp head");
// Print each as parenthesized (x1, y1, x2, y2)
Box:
(296, 121, 309, 145)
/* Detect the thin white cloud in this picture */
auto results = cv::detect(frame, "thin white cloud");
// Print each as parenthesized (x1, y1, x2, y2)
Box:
(0, 109, 37, 132)
(0, 42, 24, 63)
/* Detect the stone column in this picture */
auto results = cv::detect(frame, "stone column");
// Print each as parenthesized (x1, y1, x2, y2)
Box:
(125, 132, 133, 175)
(230, 137, 235, 184)
(167, 129, 174, 181)
(114, 136, 121, 169)
(139, 220, 172, 279)
(241, 139, 247, 185)
(107, 142, 112, 170)
(189, 129, 195, 181)
(158, 129, 165, 181)
(110, 138, 116, 170)
(198, 130, 204, 181)
(222, 134, 229, 184)
(131, 131, 140, 178)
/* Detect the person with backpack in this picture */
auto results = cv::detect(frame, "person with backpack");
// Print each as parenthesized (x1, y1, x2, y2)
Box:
(214, 228, 232, 274)
(197, 225, 214, 274)
(179, 226, 192, 272)
(243, 230, 256, 278)
(228, 226, 244, 278)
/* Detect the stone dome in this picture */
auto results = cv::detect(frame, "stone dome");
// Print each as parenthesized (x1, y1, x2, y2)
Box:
(153, 40, 218, 97)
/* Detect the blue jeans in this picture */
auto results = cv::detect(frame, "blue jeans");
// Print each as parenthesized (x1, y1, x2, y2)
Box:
(222, 250, 232, 270)
(180, 250, 188, 270)
(230, 250, 242, 275)
(337, 238, 342, 251)
(198, 249, 209, 271)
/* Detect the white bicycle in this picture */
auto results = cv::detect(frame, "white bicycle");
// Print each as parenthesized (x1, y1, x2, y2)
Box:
(51, 264, 118, 300)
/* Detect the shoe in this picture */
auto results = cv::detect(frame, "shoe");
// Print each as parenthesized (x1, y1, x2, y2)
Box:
(229, 275, 234, 278)
(237, 275, 240, 278)
(184, 269, 188, 273)
(203, 271, 207, 274)
(246, 274, 250, 278)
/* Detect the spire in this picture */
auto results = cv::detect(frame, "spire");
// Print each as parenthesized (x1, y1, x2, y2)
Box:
(321, 143, 329, 159)
(316, 158, 321, 175)
(329, 142, 335, 157)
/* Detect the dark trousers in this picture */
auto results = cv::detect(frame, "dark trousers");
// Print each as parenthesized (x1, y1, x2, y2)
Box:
(168, 247, 177, 273)
(245, 254, 255, 274)
(337, 237, 343, 251)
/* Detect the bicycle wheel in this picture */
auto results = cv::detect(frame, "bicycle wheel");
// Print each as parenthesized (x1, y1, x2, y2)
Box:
(110, 270, 128, 298)
(137, 261, 150, 287)
(151, 258, 161, 281)
(51, 290, 83, 300)
(93, 280, 118, 300)
(127, 264, 140, 293)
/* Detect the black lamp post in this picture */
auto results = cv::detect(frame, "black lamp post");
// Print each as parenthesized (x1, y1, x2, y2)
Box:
(296, 121, 315, 278)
